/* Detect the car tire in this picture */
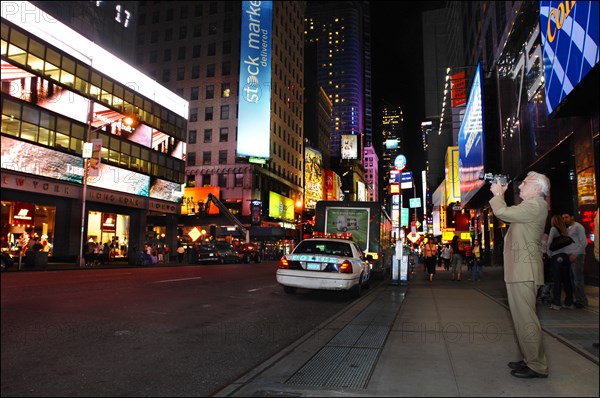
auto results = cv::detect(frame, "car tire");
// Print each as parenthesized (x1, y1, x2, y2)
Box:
(349, 276, 362, 298)
(254, 254, 262, 263)
(0, 259, 5, 272)
(218, 257, 225, 265)
(243, 254, 251, 264)
(283, 286, 296, 294)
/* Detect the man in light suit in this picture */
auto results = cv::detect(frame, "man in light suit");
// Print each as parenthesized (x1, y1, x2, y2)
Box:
(489, 171, 550, 379)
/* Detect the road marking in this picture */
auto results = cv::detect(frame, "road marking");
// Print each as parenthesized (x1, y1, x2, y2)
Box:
(154, 277, 203, 283)
(248, 284, 279, 292)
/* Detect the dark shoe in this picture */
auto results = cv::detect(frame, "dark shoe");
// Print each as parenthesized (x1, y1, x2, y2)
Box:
(575, 303, 585, 309)
(510, 367, 548, 379)
(508, 360, 527, 371)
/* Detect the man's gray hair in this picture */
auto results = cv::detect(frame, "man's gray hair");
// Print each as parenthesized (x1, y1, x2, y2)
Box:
(528, 171, 550, 197)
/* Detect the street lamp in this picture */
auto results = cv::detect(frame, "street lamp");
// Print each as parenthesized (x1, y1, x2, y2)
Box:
(78, 111, 137, 267)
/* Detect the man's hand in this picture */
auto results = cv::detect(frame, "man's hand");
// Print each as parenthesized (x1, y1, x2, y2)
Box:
(569, 254, 576, 263)
(490, 181, 508, 196)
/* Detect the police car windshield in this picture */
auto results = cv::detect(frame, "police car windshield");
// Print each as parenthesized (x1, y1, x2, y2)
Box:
(294, 240, 353, 257)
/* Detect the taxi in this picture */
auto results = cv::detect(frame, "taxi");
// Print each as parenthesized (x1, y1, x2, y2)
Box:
(276, 235, 371, 298)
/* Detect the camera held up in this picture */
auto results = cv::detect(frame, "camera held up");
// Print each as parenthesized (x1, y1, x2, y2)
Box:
(479, 172, 510, 186)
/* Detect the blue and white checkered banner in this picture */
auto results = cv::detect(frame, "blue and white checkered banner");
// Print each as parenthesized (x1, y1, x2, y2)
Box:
(540, 1, 599, 115)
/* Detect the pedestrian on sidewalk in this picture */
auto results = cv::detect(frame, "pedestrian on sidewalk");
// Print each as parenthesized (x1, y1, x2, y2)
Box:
(423, 237, 437, 282)
(469, 239, 484, 281)
(546, 214, 574, 310)
(489, 171, 550, 379)
(450, 236, 462, 281)
(562, 211, 589, 309)
(463, 240, 473, 272)
(440, 244, 451, 271)
(176, 245, 185, 264)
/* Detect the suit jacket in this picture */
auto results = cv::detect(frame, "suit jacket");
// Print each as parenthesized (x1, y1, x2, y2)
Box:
(489, 195, 548, 285)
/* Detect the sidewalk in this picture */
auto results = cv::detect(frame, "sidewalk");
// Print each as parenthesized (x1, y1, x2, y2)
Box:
(213, 265, 599, 397)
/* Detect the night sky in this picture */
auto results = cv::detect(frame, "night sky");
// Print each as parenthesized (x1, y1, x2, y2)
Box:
(370, 1, 445, 176)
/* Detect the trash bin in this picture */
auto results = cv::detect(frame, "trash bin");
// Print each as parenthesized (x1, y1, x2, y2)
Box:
(24, 251, 35, 268)
(34, 251, 48, 269)
(24, 251, 48, 269)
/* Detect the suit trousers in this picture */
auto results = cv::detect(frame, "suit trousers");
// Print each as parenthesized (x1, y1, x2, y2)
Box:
(506, 281, 549, 375)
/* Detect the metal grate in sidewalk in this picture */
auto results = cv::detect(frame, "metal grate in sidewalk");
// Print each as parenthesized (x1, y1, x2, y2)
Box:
(285, 286, 405, 389)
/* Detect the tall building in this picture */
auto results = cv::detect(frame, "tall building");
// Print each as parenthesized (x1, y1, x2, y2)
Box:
(1, 2, 188, 260)
(380, 106, 403, 179)
(135, 1, 306, 247)
(304, 42, 332, 170)
(362, 144, 378, 202)
(304, 1, 372, 169)
(30, 1, 138, 63)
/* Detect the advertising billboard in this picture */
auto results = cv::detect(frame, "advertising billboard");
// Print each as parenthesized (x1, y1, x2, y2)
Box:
(237, 0, 273, 158)
(324, 207, 370, 252)
(458, 64, 485, 206)
(304, 147, 323, 209)
(180, 186, 220, 215)
(341, 134, 358, 159)
(1, 136, 84, 183)
(385, 139, 399, 149)
(0, 62, 183, 152)
(540, 1, 599, 115)
(1, 2, 188, 119)
(268, 191, 294, 221)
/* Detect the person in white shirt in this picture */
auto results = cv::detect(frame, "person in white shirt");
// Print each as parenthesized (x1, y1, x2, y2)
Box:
(561, 211, 588, 308)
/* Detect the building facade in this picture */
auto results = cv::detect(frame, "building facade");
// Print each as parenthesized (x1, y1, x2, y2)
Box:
(304, 1, 372, 169)
(134, 1, 305, 249)
(429, 1, 599, 283)
(1, 2, 188, 261)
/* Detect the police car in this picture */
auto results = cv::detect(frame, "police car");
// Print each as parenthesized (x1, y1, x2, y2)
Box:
(276, 235, 371, 298)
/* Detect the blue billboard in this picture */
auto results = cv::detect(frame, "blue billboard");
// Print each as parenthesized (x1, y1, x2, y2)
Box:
(458, 64, 485, 206)
(540, 1, 599, 115)
(237, 1, 273, 158)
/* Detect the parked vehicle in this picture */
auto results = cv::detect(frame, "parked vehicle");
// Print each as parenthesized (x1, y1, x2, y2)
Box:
(196, 242, 240, 264)
(236, 243, 263, 263)
(277, 237, 371, 298)
(314, 201, 393, 278)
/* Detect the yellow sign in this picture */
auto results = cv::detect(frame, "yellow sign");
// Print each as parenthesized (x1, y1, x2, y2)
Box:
(445, 146, 460, 205)
(442, 231, 455, 242)
(269, 191, 294, 221)
(460, 232, 471, 240)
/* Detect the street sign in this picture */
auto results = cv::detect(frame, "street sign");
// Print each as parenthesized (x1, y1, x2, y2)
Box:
(83, 142, 93, 158)
(409, 198, 421, 208)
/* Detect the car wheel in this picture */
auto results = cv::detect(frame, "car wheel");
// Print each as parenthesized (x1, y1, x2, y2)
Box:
(254, 254, 262, 263)
(218, 257, 225, 265)
(0, 259, 5, 272)
(243, 254, 251, 264)
(283, 286, 296, 294)
(349, 275, 362, 298)
(363, 275, 371, 289)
